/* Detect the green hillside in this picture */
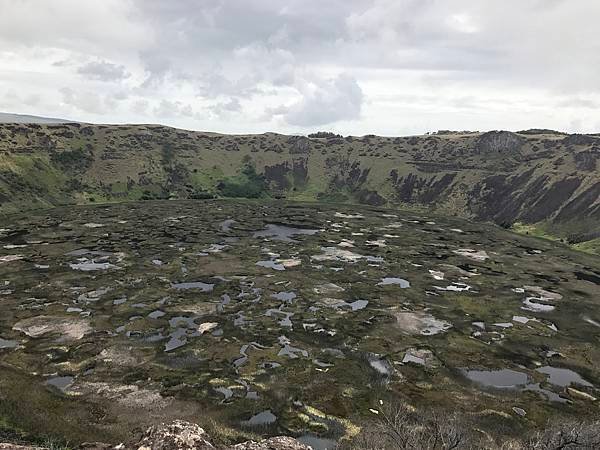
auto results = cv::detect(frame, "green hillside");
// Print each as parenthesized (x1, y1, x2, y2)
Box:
(0, 123, 598, 251)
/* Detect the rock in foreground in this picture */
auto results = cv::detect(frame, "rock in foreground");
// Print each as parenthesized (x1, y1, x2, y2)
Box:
(135, 421, 216, 450)
(134, 420, 310, 450)
(1, 422, 311, 450)
(135, 421, 310, 450)
(229, 437, 310, 450)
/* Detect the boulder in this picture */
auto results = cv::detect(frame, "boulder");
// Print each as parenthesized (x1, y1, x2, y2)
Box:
(567, 387, 597, 402)
(12, 315, 91, 341)
(135, 421, 215, 450)
(133, 421, 310, 450)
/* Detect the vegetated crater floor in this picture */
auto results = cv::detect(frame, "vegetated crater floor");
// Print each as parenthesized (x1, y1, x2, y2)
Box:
(0, 199, 599, 445)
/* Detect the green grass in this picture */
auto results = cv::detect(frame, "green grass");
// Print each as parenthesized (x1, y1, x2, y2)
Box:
(218, 164, 268, 198)
(512, 222, 600, 256)
(190, 168, 222, 192)
(50, 148, 93, 173)
(511, 222, 561, 242)
(574, 237, 600, 255)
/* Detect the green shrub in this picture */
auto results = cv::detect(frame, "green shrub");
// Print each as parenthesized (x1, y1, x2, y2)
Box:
(217, 164, 267, 198)
(50, 148, 93, 172)
(190, 189, 215, 200)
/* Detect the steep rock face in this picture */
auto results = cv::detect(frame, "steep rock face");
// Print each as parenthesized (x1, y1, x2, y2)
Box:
(468, 169, 539, 223)
(389, 171, 456, 204)
(555, 182, 600, 222)
(329, 160, 370, 191)
(574, 149, 599, 172)
(468, 173, 587, 225)
(286, 136, 311, 154)
(563, 134, 599, 146)
(475, 131, 524, 155)
(263, 162, 292, 190)
(520, 177, 582, 223)
(263, 158, 309, 192)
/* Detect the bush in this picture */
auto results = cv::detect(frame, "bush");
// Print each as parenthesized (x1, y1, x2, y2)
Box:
(217, 164, 267, 198)
(308, 131, 343, 139)
(161, 143, 175, 167)
(349, 403, 472, 450)
(140, 190, 168, 201)
(50, 148, 93, 172)
(347, 401, 600, 450)
(525, 420, 600, 449)
(189, 189, 215, 200)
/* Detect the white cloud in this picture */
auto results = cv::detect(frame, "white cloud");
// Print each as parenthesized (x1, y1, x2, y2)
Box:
(209, 98, 242, 118)
(0, 0, 151, 54)
(277, 74, 364, 127)
(60, 88, 109, 114)
(153, 100, 194, 118)
(446, 13, 479, 34)
(131, 99, 149, 115)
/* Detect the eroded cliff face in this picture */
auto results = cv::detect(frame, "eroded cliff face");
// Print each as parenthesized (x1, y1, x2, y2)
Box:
(0, 124, 598, 240)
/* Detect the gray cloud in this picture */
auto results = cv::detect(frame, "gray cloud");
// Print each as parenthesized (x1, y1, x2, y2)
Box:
(60, 87, 128, 115)
(556, 97, 599, 109)
(153, 100, 194, 118)
(60, 88, 106, 114)
(277, 74, 364, 127)
(210, 98, 243, 118)
(78, 61, 130, 82)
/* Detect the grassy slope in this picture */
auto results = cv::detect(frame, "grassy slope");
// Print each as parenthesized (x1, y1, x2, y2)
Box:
(0, 124, 598, 253)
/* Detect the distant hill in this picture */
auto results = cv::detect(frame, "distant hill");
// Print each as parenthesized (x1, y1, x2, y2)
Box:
(0, 122, 598, 252)
(0, 112, 76, 124)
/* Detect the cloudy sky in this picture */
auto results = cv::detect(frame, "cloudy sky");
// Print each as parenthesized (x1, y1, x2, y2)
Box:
(0, 0, 599, 135)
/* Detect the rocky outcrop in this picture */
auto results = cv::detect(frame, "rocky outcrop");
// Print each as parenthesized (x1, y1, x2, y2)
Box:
(230, 437, 310, 450)
(0, 422, 311, 450)
(287, 136, 311, 154)
(475, 131, 524, 154)
(562, 133, 599, 146)
(555, 181, 600, 222)
(574, 149, 599, 171)
(135, 422, 310, 450)
(389, 171, 456, 204)
(135, 421, 215, 449)
(12, 315, 92, 341)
